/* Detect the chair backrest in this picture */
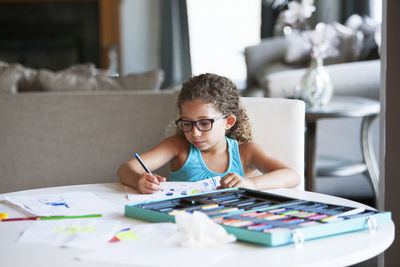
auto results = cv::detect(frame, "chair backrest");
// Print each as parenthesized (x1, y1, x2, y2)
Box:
(241, 97, 305, 190)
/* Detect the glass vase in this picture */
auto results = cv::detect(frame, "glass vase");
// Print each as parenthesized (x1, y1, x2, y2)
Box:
(299, 55, 333, 108)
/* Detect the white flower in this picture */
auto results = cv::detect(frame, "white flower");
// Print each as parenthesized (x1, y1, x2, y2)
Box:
(275, 0, 316, 30)
(305, 23, 339, 59)
(263, 0, 289, 9)
(301, 0, 316, 19)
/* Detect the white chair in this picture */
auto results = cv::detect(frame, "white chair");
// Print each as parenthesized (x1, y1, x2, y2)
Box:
(242, 97, 305, 190)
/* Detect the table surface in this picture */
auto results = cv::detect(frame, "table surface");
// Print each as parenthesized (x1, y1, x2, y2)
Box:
(305, 96, 380, 121)
(0, 183, 394, 267)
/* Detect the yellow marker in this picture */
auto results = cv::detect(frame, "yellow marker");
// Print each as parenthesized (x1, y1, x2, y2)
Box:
(201, 204, 219, 210)
(189, 189, 199, 195)
(168, 209, 186, 215)
(0, 213, 8, 219)
(321, 216, 343, 223)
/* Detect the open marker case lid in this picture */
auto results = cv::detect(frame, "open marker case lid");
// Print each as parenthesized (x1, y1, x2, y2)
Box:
(124, 188, 391, 247)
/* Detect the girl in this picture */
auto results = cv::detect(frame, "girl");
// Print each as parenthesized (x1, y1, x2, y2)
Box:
(118, 73, 299, 193)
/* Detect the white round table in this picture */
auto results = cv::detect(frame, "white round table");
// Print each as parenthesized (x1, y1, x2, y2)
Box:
(0, 183, 394, 267)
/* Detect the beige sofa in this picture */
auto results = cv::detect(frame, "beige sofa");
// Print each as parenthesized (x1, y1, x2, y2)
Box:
(0, 91, 305, 193)
(244, 36, 380, 99)
(0, 91, 304, 193)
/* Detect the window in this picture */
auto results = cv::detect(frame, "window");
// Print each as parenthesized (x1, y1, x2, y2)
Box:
(186, 0, 261, 89)
(370, 0, 382, 23)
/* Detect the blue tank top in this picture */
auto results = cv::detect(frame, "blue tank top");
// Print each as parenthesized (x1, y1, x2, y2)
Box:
(169, 137, 245, 182)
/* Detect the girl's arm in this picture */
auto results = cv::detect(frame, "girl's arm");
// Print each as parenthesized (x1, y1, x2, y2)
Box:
(221, 143, 300, 190)
(117, 135, 184, 193)
(245, 142, 300, 189)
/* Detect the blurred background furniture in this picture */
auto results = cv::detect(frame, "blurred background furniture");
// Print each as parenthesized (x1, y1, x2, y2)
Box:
(0, 61, 165, 94)
(305, 96, 380, 207)
(243, 36, 380, 99)
(244, 33, 380, 207)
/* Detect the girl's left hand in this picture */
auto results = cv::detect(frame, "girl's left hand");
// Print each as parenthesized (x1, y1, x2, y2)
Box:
(219, 172, 256, 189)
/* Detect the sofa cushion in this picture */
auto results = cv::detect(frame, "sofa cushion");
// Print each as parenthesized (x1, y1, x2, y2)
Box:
(36, 68, 164, 92)
(256, 61, 304, 96)
(116, 69, 164, 91)
(0, 61, 165, 93)
(37, 69, 122, 92)
(345, 14, 380, 60)
(324, 22, 364, 65)
(265, 59, 380, 99)
(0, 63, 24, 94)
(61, 63, 98, 76)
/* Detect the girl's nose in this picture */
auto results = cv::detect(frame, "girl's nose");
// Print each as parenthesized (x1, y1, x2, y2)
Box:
(191, 126, 202, 137)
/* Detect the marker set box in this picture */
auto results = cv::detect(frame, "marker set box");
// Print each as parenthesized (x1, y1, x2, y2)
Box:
(124, 188, 391, 247)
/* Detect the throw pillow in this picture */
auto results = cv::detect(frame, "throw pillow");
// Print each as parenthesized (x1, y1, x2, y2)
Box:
(0, 62, 41, 93)
(0, 60, 9, 68)
(324, 22, 364, 65)
(61, 63, 98, 76)
(17, 65, 40, 92)
(116, 69, 164, 91)
(37, 69, 121, 92)
(345, 14, 380, 60)
(0, 63, 23, 94)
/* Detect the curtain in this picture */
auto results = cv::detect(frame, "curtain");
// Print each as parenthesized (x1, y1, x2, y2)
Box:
(161, 0, 192, 88)
(260, 3, 279, 39)
(340, 0, 371, 23)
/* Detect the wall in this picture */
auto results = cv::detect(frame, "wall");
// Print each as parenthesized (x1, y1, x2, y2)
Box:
(120, 0, 161, 75)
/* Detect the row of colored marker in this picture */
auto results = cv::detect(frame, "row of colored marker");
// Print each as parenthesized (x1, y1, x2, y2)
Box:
(211, 207, 336, 232)
(168, 203, 242, 217)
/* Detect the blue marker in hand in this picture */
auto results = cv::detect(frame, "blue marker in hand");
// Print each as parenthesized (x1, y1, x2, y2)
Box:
(134, 153, 153, 175)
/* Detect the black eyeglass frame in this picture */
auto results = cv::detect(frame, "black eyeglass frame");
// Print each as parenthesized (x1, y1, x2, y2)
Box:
(175, 114, 227, 132)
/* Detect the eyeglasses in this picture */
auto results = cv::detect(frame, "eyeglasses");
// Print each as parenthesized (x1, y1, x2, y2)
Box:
(175, 114, 227, 132)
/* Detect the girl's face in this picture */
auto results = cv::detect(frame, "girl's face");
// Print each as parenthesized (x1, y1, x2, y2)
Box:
(180, 100, 234, 151)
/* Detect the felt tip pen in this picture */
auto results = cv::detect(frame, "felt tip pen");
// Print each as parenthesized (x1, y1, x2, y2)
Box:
(336, 207, 365, 217)
(134, 153, 153, 175)
(1, 214, 102, 222)
(321, 207, 366, 222)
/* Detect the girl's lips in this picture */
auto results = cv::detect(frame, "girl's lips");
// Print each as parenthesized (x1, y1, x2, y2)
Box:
(193, 141, 205, 147)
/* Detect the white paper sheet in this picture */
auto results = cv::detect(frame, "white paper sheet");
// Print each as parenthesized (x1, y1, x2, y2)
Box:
(109, 222, 181, 244)
(18, 218, 121, 249)
(130, 222, 179, 243)
(78, 240, 232, 267)
(4, 191, 114, 216)
(127, 176, 221, 204)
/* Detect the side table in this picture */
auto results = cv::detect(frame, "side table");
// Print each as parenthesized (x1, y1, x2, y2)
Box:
(305, 96, 380, 205)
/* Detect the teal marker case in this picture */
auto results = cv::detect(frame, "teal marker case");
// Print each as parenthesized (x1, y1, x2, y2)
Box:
(124, 188, 391, 247)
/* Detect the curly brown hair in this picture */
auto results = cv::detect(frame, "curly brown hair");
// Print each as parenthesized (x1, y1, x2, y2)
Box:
(177, 73, 253, 143)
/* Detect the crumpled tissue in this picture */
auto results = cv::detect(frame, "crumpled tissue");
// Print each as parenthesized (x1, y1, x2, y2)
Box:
(170, 211, 236, 247)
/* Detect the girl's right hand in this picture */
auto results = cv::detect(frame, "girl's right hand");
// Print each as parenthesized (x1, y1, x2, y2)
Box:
(137, 173, 166, 194)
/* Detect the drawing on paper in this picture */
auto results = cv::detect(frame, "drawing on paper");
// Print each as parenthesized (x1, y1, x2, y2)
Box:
(109, 228, 139, 242)
(39, 196, 70, 208)
(127, 176, 221, 203)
